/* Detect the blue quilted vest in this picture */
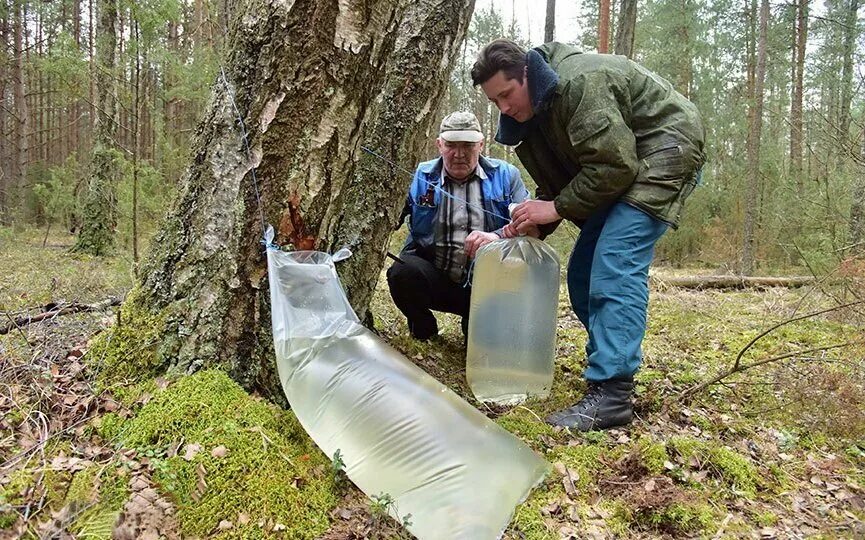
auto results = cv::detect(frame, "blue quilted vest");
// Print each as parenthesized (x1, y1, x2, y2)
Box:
(405, 156, 515, 256)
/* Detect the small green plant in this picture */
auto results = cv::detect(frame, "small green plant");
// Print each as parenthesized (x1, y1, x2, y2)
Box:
(368, 492, 413, 539)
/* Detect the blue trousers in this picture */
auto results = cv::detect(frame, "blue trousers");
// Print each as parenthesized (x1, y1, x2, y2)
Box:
(567, 202, 668, 382)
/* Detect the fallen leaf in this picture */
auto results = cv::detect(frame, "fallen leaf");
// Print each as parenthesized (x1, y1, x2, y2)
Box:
(211, 445, 228, 458)
(183, 443, 202, 461)
(238, 512, 251, 525)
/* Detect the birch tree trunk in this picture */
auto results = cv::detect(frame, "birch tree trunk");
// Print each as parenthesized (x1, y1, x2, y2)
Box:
(116, 0, 474, 405)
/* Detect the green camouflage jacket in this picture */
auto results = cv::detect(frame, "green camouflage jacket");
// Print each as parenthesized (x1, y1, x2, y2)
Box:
(495, 42, 705, 228)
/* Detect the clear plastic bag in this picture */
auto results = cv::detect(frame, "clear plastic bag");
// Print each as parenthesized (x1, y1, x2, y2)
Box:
(466, 237, 561, 405)
(266, 231, 548, 540)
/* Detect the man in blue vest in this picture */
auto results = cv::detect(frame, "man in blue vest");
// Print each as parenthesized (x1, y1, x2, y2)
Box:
(388, 111, 532, 341)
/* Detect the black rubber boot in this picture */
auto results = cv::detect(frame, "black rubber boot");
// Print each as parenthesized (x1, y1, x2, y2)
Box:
(546, 378, 634, 431)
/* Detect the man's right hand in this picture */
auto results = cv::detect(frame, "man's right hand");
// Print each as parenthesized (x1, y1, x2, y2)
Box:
(464, 230, 500, 259)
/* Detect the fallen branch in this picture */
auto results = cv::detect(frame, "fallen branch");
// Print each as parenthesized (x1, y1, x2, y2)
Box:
(680, 340, 865, 399)
(652, 275, 814, 290)
(679, 300, 864, 399)
(0, 298, 121, 335)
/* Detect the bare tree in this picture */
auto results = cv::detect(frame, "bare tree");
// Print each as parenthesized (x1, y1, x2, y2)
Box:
(743, 0, 768, 275)
(614, 0, 637, 57)
(599, 0, 611, 52)
(545, 0, 555, 42)
(789, 0, 807, 193)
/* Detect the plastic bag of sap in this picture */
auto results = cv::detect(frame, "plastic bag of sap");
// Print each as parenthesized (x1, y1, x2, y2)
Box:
(266, 234, 548, 540)
(466, 237, 560, 405)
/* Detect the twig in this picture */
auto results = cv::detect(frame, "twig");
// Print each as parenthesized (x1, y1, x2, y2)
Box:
(732, 300, 862, 372)
(0, 298, 121, 335)
(681, 339, 865, 398)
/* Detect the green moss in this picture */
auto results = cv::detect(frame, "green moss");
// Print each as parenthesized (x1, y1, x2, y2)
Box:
(708, 446, 759, 496)
(94, 412, 125, 442)
(68, 467, 128, 540)
(552, 443, 606, 491)
(65, 466, 101, 505)
(119, 369, 336, 539)
(89, 287, 168, 382)
(509, 483, 561, 540)
(496, 407, 556, 445)
(667, 437, 761, 496)
(636, 437, 670, 475)
(638, 501, 714, 533)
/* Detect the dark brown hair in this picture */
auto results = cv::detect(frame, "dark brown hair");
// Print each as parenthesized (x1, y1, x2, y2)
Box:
(470, 39, 527, 86)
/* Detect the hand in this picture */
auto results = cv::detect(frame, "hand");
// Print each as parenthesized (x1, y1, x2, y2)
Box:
(510, 200, 561, 234)
(464, 230, 500, 259)
(502, 223, 540, 238)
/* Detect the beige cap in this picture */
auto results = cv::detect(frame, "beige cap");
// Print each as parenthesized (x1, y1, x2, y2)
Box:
(439, 111, 484, 143)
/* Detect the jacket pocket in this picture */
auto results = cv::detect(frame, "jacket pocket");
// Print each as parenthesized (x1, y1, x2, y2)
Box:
(640, 143, 684, 179)
(410, 205, 437, 244)
(567, 110, 611, 147)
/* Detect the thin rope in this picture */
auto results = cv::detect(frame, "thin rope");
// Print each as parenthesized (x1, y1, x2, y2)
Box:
(219, 66, 269, 243)
(360, 146, 512, 224)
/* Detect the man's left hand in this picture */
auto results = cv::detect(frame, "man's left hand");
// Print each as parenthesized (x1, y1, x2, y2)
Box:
(510, 200, 561, 234)
(464, 230, 500, 259)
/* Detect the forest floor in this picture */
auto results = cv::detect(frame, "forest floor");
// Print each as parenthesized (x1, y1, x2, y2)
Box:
(1, 228, 864, 539)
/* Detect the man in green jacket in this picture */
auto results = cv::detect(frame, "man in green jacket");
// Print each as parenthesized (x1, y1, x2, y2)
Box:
(472, 39, 705, 431)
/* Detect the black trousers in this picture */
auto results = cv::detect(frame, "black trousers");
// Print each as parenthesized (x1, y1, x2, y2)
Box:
(386, 254, 471, 340)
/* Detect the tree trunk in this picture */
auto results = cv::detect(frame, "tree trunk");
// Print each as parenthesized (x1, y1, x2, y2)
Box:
(614, 0, 637, 58)
(599, 0, 611, 52)
(544, 0, 555, 42)
(120, 0, 474, 405)
(742, 0, 768, 275)
(851, 124, 865, 247)
(0, 12, 8, 223)
(73, 0, 120, 255)
(789, 0, 807, 194)
(13, 0, 29, 217)
(838, 0, 858, 143)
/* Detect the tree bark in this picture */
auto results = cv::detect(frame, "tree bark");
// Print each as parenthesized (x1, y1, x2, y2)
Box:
(838, 0, 858, 142)
(599, 0, 611, 53)
(614, 0, 637, 58)
(742, 0, 768, 275)
(125, 0, 474, 405)
(13, 0, 29, 217)
(789, 0, 807, 194)
(0, 12, 8, 223)
(73, 0, 120, 255)
(851, 123, 865, 247)
(544, 0, 555, 42)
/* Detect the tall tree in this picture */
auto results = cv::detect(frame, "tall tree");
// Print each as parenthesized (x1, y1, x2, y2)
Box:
(851, 126, 865, 246)
(545, 0, 555, 42)
(838, 0, 859, 142)
(72, 0, 119, 255)
(113, 0, 475, 404)
(742, 0, 768, 274)
(12, 0, 28, 216)
(599, 0, 611, 52)
(614, 0, 637, 57)
(789, 0, 807, 193)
